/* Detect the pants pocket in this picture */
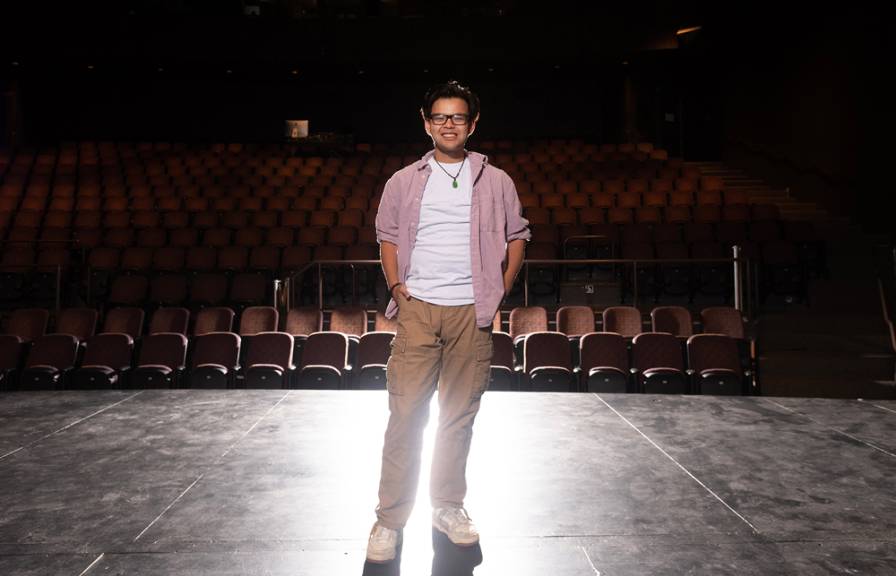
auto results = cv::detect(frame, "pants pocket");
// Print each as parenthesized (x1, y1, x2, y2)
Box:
(471, 334, 493, 400)
(385, 334, 406, 395)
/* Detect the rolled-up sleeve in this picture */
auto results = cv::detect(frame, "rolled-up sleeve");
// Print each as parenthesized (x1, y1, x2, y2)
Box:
(375, 176, 400, 245)
(503, 173, 532, 242)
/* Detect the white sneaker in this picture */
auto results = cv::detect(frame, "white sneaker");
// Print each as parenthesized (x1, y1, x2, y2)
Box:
(366, 522, 401, 563)
(432, 507, 480, 546)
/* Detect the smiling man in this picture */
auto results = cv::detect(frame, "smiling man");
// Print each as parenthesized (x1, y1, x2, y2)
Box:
(367, 80, 531, 563)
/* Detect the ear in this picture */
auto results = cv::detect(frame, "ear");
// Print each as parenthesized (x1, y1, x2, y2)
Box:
(421, 108, 432, 136)
(468, 114, 480, 137)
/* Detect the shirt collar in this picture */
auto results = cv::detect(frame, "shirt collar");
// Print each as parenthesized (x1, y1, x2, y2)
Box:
(417, 149, 489, 176)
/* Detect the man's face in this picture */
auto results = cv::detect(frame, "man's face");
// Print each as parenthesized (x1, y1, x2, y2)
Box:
(422, 97, 479, 157)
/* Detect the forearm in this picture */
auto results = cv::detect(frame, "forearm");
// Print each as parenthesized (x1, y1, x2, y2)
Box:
(380, 241, 400, 288)
(502, 238, 526, 293)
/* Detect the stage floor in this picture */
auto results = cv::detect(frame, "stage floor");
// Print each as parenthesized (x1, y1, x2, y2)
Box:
(1, 389, 895, 575)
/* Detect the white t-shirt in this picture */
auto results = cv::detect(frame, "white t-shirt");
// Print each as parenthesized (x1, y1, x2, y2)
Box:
(406, 156, 475, 306)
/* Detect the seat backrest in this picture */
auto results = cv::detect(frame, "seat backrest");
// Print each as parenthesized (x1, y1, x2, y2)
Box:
(55, 308, 98, 342)
(508, 306, 548, 339)
(82, 333, 133, 371)
(632, 332, 684, 371)
(193, 307, 235, 336)
(0, 334, 23, 370)
(239, 306, 279, 336)
(149, 307, 190, 336)
(137, 333, 188, 370)
(373, 311, 397, 332)
(190, 273, 228, 304)
(687, 334, 741, 374)
(246, 331, 295, 370)
(299, 332, 347, 370)
(285, 307, 323, 335)
(602, 306, 642, 338)
(191, 332, 241, 369)
(109, 275, 149, 304)
(102, 307, 145, 339)
(329, 306, 367, 336)
(7, 308, 50, 342)
(490, 332, 515, 370)
(650, 306, 693, 338)
(230, 273, 268, 302)
(523, 332, 572, 373)
(357, 332, 394, 368)
(554, 308, 594, 341)
(700, 307, 745, 339)
(579, 332, 629, 373)
(26, 334, 79, 370)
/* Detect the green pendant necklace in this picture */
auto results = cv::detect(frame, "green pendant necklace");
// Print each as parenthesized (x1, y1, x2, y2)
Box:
(434, 153, 466, 188)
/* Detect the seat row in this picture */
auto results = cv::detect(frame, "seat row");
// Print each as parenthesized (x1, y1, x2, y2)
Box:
(1, 304, 753, 395)
(0, 305, 389, 391)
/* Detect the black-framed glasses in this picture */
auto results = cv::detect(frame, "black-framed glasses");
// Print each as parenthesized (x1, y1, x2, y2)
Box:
(427, 113, 470, 125)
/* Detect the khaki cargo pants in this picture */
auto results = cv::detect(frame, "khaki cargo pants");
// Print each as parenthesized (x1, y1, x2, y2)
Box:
(375, 295, 493, 530)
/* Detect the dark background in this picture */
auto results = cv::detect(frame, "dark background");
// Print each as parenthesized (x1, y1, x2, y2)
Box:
(1, 1, 891, 230)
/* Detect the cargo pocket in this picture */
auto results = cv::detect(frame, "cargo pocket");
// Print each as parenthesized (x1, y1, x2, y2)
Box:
(385, 334, 407, 395)
(471, 335, 493, 400)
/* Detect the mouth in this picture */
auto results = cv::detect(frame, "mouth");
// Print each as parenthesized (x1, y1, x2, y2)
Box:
(442, 133, 458, 140)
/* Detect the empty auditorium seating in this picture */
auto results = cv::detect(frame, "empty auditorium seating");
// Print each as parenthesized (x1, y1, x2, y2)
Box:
(71, 333, 134, 389)
(521, 332, 575, 391)
(102, 307, 145, 339)
(55, 308, 98, 343)
(5, 308, 50, 343)
(193, 307, 235, 335)
(189, 332, 241, 389)
(355, 331, 394, 390)
(243, 331, 295, 388)
(149, 307, 190, 335)
(687, 334, 747, 395)
(578, 332, 630, 393)
(294, 331, 347, 389)
(650, 306, 693, 338)
(19, 334, 80, 390)
(130, 333, 189, 388)
(0, 334, 23, 389)
(602, 306, 642, 338)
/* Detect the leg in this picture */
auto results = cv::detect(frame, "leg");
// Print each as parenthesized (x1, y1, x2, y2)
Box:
(430, 304, 492, 509)
(376, 297, 442, 529)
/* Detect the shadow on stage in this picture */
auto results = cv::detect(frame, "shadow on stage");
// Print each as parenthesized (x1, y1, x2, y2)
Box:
(362, 528, 483, 576)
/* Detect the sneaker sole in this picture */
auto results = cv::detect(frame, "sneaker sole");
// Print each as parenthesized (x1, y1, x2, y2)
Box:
(433, 525, 479, 546)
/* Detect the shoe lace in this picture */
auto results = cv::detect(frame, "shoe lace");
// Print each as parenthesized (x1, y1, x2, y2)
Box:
(441, 507, 474, 529)
(370, 524, 395, 544)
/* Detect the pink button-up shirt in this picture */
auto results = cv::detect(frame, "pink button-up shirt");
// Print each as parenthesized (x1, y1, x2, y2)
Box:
(375, 149, 531, 328)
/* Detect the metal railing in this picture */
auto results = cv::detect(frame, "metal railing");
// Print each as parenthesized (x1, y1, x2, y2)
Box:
(0, 239, 80, 312)
(282, 245, 756, 318)
(875, 246, 896, 362)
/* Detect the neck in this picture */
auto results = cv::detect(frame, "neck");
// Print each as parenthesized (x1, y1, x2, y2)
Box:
(433, 147, 466, 163)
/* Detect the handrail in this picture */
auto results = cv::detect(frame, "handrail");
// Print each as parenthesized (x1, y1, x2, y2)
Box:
(876, 246, 896, 365)
(282, 251, 754, 317)
(877, 280, 896, 358)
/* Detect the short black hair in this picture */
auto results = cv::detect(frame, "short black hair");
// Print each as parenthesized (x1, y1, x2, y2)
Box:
(421, 80, 480, 121)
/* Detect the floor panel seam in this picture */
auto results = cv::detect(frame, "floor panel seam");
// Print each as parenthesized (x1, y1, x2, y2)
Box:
(764, 399, 896, 459)
(0, 391, 144, 463)
(870, 402, 896, 415)
(579, 545, 602, 574)
(75, 552, 104, 576)
(592, 393, 761, 536)
(131, 390, 292, 543)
